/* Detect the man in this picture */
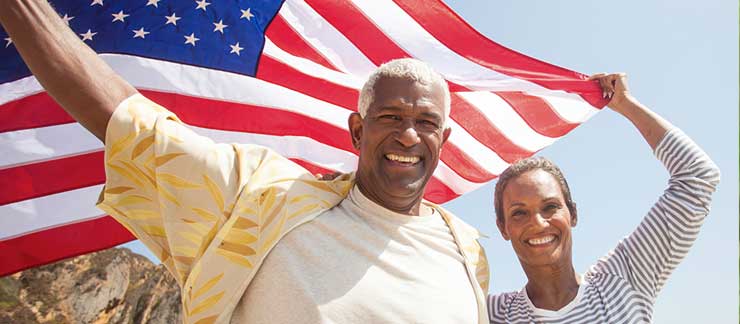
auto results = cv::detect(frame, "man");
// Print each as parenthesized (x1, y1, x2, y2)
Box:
(1, 1, 489, 323)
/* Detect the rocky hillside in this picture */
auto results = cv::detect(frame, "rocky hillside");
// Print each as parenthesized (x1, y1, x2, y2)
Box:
(0, 248, 181, 324)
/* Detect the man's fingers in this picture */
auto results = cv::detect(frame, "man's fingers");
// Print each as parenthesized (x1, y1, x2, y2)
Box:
(587, 73, 608, 81)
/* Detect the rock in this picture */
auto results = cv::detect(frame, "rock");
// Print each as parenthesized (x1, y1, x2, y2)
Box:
(0, 248, 181, 324)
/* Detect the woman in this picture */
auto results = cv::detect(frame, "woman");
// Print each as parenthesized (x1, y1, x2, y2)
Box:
(488, 73, 720, 323)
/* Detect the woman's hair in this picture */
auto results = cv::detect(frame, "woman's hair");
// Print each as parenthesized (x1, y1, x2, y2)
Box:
(494, 156, 577, 224)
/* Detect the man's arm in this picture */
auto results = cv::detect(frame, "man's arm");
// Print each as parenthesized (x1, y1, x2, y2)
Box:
(0, 0, 137, 141)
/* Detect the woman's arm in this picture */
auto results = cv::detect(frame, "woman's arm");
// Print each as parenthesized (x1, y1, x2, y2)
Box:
(589, 73, 671, 149)
(588, 73, 721, 299)
(0, 0, 137, 141)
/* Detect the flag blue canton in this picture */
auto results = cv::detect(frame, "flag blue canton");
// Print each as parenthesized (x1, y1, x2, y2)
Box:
(0, 0, 285, 83)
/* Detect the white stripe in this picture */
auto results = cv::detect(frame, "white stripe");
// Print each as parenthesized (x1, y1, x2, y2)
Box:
(263, 37, 365, 89)
(0, 75, 43, 105)
(536, 93, 600, 123)
(2, 54, 506, 179)
(0, 161, 479, 240)
(280, 0, 377, 77)
(0, 185, 105, 240)
(105, 54, 352, 130)
(1, 121, 484, 194)
(457, 91, 558, 151)
(0, 123, 102, 169)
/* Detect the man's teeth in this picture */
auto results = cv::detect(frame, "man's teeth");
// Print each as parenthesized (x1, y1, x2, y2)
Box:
(528, 235, 555, 246)
(385, 153, 420, 164)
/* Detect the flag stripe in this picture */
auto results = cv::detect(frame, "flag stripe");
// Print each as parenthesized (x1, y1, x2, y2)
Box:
(264, 14, 340, 72)
(496, 92, 579, 138)
(0, 216, 135, 277)
(457, 91, 558, 151)
(279, 0, 377, 76)
(0, 151, 104, 205)
(450, 94, 533, 162)
(392, 0, 607, 107)
(1, 185, 106, 239)
(0, 92, 73, 133)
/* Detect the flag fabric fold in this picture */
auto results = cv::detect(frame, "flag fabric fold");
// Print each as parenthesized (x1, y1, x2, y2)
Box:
(0, 0, 607, 276)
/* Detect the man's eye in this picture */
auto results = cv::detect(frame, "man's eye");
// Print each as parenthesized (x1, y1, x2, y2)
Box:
(379, 114, 400, 121)
(418, 119, 439, 128)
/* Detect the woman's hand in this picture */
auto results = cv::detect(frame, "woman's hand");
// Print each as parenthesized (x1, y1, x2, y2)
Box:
(587, 73, 635, 114)
(587, 72, 672, 150)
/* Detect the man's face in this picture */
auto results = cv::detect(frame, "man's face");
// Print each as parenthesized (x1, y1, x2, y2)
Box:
(349, 76, 450, 214)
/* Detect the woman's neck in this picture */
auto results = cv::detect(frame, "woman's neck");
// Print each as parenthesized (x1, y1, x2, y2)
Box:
(522, 262, 580, 311)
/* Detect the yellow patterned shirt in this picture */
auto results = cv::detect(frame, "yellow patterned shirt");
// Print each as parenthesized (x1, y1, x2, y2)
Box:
(97, 94, 490, 324)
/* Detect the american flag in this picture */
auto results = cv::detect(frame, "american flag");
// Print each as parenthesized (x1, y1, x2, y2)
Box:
(0, 0, 607, 276)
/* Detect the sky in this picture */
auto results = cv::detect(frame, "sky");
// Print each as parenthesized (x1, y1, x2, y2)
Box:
(123, 1, 739, 322)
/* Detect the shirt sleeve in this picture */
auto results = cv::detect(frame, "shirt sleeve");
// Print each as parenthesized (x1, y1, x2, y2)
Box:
(589, 128, 721, 300)
(96, 94, 309, 285)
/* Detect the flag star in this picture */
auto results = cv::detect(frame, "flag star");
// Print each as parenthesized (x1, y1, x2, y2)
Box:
(61, 14, 75, 25)
(146, 0, 161, 8)
(195, 0, 210, 11)
(229, 42, 243, 55)
(133, 28, 150, 39)
(213, 20, 228, 33)
(240, 8, 254, 21)
(79, 29, 97, 41)
(4, 37, 12, 48)
(184, 33, 199, 46)
(165, 13, 181, 25)
(90, 0, 103, 6)
(111, 10, 129, 23)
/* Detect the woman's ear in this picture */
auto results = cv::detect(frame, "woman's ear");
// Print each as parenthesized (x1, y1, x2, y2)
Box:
(570, 202, 578, 227)
(496, 218, 510, 241)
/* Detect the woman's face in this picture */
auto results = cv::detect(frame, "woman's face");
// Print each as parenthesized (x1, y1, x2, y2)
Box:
(497, 169, 576, 268)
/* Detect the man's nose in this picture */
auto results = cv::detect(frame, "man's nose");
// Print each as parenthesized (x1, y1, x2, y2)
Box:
(396, 121, 421, 147)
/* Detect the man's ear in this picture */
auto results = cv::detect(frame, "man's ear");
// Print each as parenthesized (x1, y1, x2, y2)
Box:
(442, 127, 451, 144)
(348, 112, 363, 150)
(496, 218, 510, 241)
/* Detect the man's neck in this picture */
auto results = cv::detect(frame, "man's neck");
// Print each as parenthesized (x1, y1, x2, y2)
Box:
(354, 181, 424, 216)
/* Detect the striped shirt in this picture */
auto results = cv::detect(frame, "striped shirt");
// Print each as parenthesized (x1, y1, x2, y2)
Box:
(488, 128, 721, 324)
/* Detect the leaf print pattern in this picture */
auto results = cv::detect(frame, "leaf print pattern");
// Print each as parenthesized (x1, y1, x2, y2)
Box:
(96, 94, 488, 324)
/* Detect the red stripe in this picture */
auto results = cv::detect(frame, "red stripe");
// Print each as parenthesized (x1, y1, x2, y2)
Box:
(256, 55, 359, 110)
(265, 14, 339, 72)
(0, 151, 104, 205)
(496, 92, 578, 138)
(0, 92, 74, 133)
(304, 0, 408, 66)
(423, 176, 460, 204)
(0, 216, 134, 277)
(450, 94, 532, 162)
(303, 0, 469, 92)
(392, 0, 608, 108)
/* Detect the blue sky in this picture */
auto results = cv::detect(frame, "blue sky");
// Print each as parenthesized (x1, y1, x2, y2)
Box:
(123, 1, 738, 322)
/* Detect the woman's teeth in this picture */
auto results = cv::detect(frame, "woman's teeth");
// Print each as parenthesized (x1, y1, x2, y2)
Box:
(385, 153, 420, 164)
(528, 235, 555, 246)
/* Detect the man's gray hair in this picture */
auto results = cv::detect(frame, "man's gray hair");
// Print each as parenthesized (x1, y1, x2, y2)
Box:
(357, 58, 451, 124)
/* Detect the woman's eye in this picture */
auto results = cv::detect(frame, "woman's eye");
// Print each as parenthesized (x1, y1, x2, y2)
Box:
(544, 204, 560, 211)
(511, 210, 526, 218)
